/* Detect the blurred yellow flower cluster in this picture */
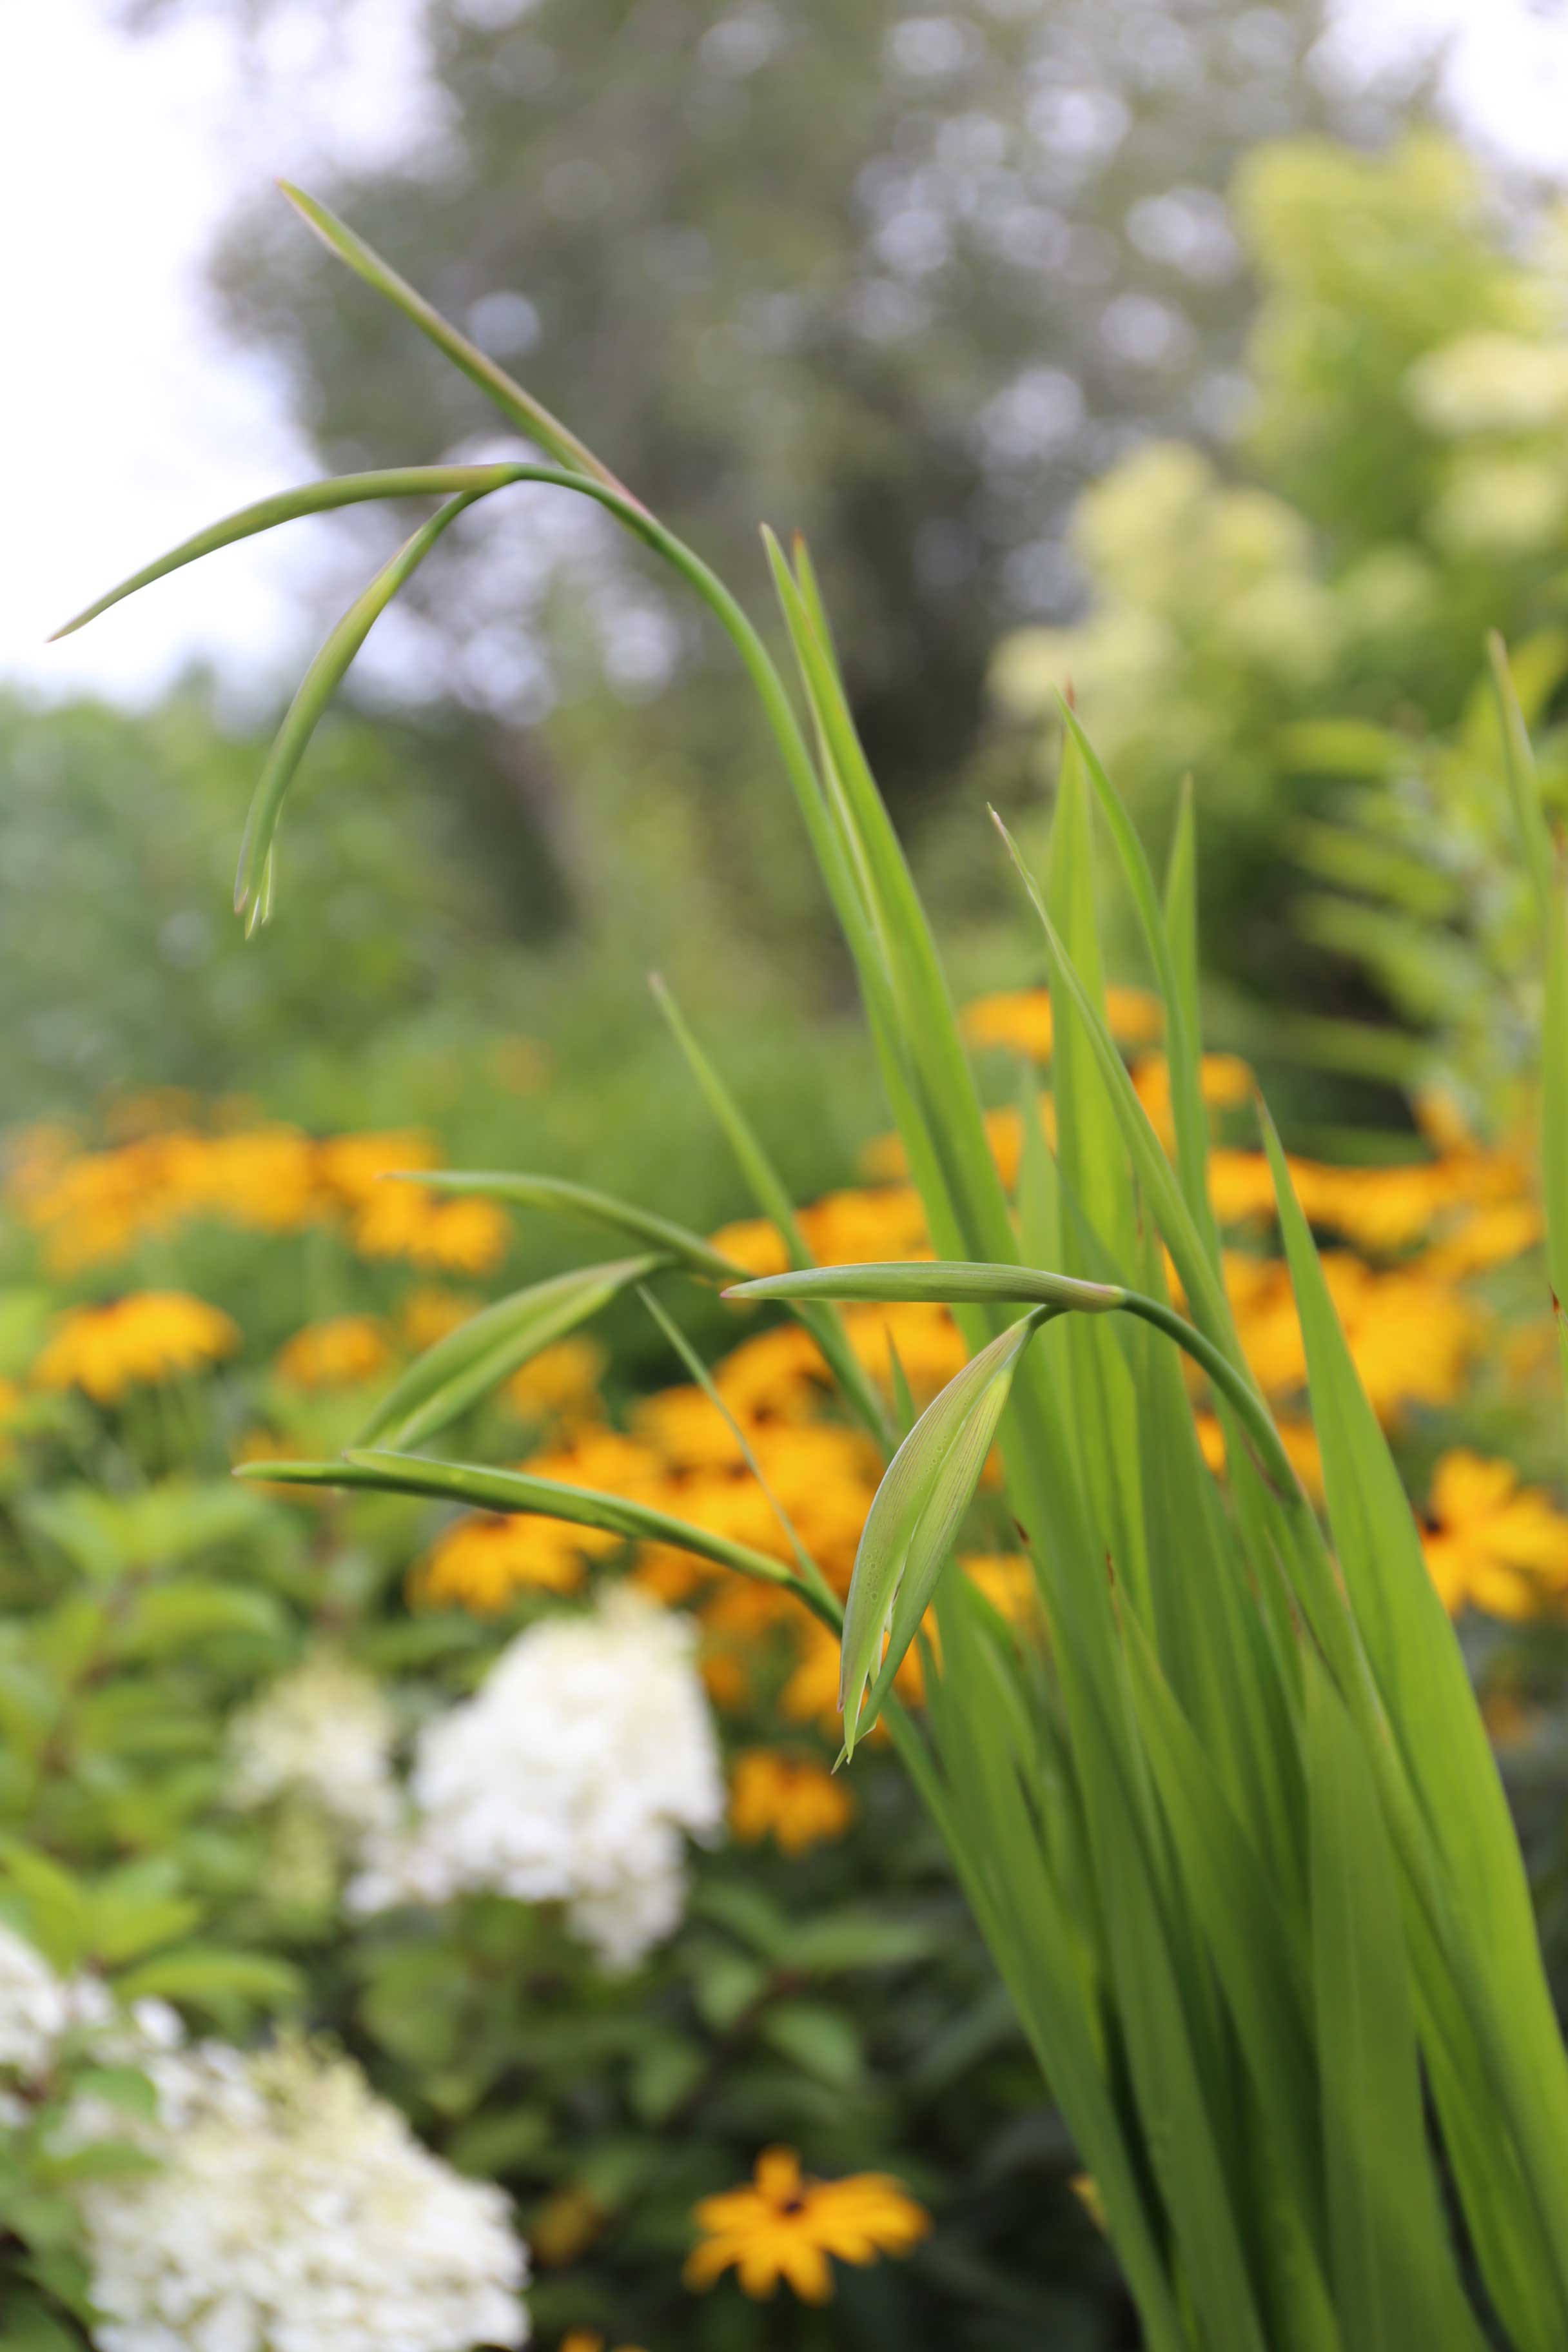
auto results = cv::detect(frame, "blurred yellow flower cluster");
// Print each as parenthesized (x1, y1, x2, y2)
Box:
(32, 1291, 238, 1405)
(5, 1114, 511, 1277)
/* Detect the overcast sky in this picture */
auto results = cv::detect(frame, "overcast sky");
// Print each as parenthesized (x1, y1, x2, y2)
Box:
(5, 0, 1567, 710)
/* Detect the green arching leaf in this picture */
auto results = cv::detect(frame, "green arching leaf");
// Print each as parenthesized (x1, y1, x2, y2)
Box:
(279, 182, 621, 494)
(839, 1310, 1052, 1752)
(636, 1282, 839, 1623)
(1304, 1660, 1489, 2352)
(234, 491, 481, 919)
(353, 1255, 667, 1450)
(48, 465, 529, 642)
(238, 1451, 842, 1629)
(413, 1170, 742, 1281)
(728, 1259, 1123, 1312)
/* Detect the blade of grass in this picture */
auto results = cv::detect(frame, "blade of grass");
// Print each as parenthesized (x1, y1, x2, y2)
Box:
(239, 1452, 841, 1629)
(411, 1170, 742, 1282)
(1304, 1658, 1489, 2350)
(279, 182, 623, 495)
(234, 491, 482, 920)
(353, 1255, 667, 1449)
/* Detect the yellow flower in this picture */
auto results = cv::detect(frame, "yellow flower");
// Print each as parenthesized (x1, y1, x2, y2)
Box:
(505, 1338, 605, 1425)
(351, 1182, 510, 1273)
(713, 1325, 831, 1422)
(960, 985, 1163, 1063)
(1130, 1052, 1251, 1148)
(730, 1750, 854, 1853)
(710, 1217, 791, 1278)
(415, 1513, 607, 1611)
(960, 1553, 1039, 1622)
(1420, 1200, 1544, 1281)
(1420, 1452, 1568, 1620)
(273, 1315, 392, 1391)
(558, 2335, 646, 2352)
(317, 1129, 440, 1202)
(842, 1301, 968, 1398)
(400, 1286, 482, 1349)
(1234, 1253, 1478, 1421)
(32, 1292, 238, 1404)
(685, 2146, 929, 2303)
(530, 2188, 603, 2267)
(798, 1185, 930, 1267)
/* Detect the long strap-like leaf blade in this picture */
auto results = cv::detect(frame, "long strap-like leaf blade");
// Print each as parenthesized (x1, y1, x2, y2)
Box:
(354, 1256, 665, 1449)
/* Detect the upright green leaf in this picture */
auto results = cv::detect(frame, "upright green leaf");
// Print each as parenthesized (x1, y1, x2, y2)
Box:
(1305, 1660, 1487, 2351)
(839, 1311, 1052, 1750)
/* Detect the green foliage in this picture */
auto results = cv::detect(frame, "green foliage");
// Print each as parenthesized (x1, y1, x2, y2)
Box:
(72, 182, 1568, 2346)
(992, 133, 1568, 1026)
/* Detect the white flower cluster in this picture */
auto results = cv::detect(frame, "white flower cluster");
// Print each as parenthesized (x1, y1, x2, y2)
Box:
(226, 1650, 399, 1839)
(0, 1919, 181, 2113)
(81, 2037, 529, 2352)
(0, 1919, 71, 2078)
(351, 1587, 723, 1971)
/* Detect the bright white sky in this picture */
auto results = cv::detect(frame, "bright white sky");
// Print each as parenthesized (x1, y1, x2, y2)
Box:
(3, 0, 1567, 709)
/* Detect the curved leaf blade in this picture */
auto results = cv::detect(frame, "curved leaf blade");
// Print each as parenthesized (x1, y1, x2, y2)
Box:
(413, 1171, 741, 1281)
(279, 182, 625, 496)
(236, 1450, 836, 1622)
(49, 466, 525, 642)
(727, 1259, 1123, 1313)
(235, 491, 480, 916)
(354, 1255, 665, 1450)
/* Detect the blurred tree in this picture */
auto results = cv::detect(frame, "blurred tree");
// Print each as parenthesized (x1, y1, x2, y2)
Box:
(119, 0, 1406, 967)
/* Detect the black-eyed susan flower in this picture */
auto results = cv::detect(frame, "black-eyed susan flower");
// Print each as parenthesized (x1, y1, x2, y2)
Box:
(1419, 1451, 1568, 1620)
(729, 1750, 854, 1854)
(415, 1513, 612, 1612)
(273, 1313, 392, 1391)
(685, 2146, 928, 2303)
(32, 1292, 238, 1404)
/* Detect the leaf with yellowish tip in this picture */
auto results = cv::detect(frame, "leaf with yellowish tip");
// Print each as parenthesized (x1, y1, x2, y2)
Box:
(353, 1255, 665, 1450)
(414, 1171, 741, 1281)
(839, 1309, 1052, 1753)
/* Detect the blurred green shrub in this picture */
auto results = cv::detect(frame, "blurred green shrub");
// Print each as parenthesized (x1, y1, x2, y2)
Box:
(991, 133, 1568, 1021)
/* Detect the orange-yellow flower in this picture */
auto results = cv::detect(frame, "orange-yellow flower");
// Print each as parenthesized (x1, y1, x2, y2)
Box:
(351, 1182, 509, 1274)
(960, 983, 1162, 1063)
(505, 1338, 605, 1425)
(710, 1217, 791, 1279)
(685, 2146, 928, 2303)
(32, 1292, 238, 1404)
(1419, 1451, 1568, 1620)
(730, 1750, 854, 1853)
(415, 1512, 611, 1611)
(400, 1286, 482, 1349)
(273, 1314, 392, 1391)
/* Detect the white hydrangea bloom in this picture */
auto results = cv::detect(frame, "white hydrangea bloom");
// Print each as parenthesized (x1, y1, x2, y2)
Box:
(1407, 331, 1568, 438)
(227, 1651, 399, 1838)
(0, 1919, 70, 2078)
(80, 2037, 529, 2352)
(351, 1587, 723, 1970)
